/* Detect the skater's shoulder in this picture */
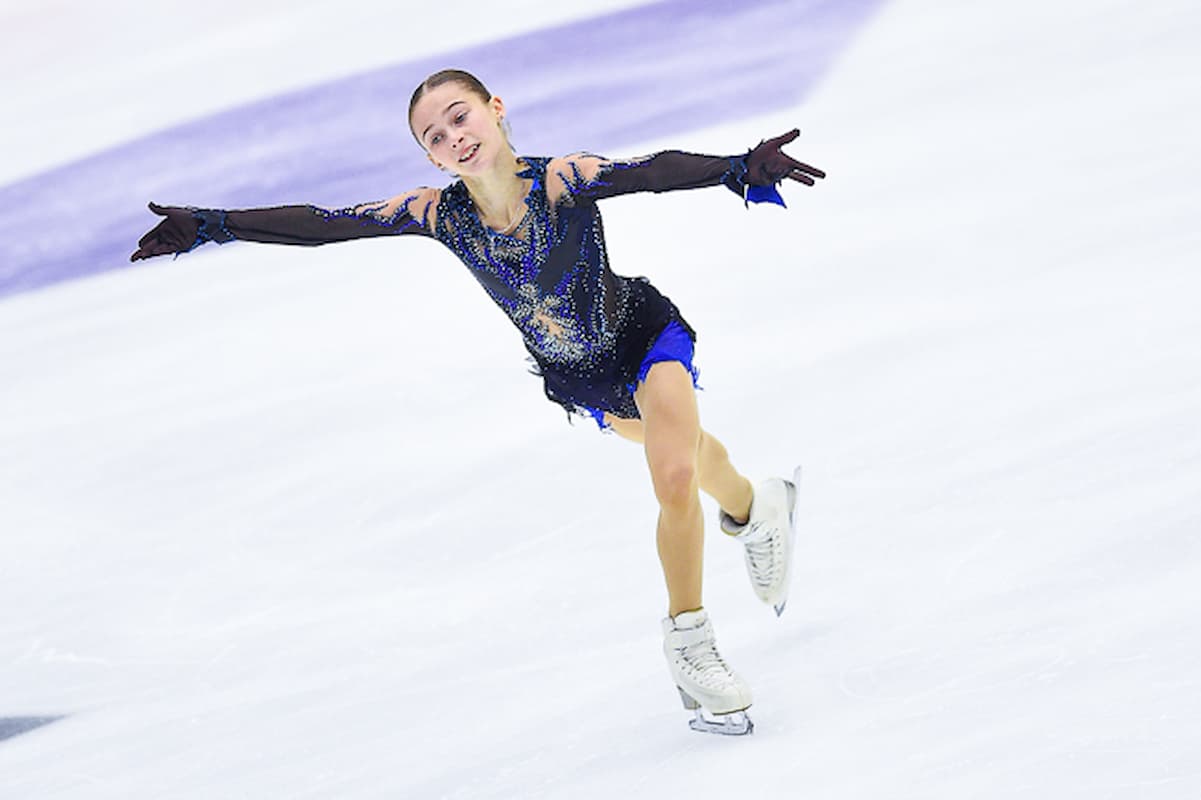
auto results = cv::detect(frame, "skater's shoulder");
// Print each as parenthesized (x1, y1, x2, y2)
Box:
(366, 186, 442, 231)
(546, 152, 608, 181)
(545, 152, 610, 204)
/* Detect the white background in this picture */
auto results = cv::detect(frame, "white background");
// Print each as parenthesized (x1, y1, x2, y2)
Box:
(2, 1, 1200, 797)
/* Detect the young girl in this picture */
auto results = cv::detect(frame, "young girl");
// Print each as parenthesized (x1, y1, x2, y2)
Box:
(131, 69, 824, 735)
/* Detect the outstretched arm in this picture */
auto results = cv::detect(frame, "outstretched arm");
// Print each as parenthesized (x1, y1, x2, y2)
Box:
(546, 130, 824, 208)
(130, 188, 441, 261)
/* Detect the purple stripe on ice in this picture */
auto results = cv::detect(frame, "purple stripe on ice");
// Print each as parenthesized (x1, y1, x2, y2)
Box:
(0, 0, 884, 299)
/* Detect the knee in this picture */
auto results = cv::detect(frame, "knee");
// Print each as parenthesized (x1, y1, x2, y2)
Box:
(650, 457, 699, 511)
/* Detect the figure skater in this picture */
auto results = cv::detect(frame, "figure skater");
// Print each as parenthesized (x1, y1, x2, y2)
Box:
(131, 69, 825, 735)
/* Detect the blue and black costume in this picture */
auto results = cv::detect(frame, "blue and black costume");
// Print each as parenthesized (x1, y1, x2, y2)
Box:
(148, 148, 800, 428)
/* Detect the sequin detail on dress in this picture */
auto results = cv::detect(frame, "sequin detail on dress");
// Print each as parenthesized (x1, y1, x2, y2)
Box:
(432, 157, 684, 421)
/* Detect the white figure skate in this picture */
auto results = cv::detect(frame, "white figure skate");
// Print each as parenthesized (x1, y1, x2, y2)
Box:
(720, 466, 802, 616)
(662, 608, 754, 735)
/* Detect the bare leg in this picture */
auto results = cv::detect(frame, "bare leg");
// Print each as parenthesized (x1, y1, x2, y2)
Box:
(697, 431, 753, 526)
(633, 362, 705, 617)
(605, 414, 753, 525)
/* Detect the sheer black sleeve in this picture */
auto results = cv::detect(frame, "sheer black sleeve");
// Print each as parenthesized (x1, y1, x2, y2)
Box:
(544, 132, 829, 209)
(205, 190, 438, 247)
(132, 190, 441, 262)
(545, 152, 751, 206)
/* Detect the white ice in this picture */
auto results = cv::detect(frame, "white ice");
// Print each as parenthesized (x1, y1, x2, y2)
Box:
(2, 0, 1201, 797)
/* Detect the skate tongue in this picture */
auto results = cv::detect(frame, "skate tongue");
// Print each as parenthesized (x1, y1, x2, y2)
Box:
(663, 609, 711, 647)
(670, 609, 708, 629)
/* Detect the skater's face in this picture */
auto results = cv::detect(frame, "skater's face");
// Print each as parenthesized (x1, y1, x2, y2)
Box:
(410, 82, 509, 176)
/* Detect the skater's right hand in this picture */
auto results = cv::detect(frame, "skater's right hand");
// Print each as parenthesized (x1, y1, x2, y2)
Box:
(130, 202, 200, 261)
(744, 130, 825, 187)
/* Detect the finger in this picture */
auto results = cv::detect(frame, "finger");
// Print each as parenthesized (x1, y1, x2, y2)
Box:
(137, 223, 165, 248)
(764, 128, 800, 149)
(147, 201, 184, 216)
(774, 152, 825, 178)
(142, 241, 176, 259)
(791, 161, 826, 179)
(786, 171, 816, 187)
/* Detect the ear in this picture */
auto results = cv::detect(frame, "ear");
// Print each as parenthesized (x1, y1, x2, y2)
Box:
(491, 95, 506, 122)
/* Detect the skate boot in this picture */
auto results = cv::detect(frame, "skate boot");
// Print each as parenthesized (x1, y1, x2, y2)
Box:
(662, 608, 754, 735)
(719, 466, 802, 617)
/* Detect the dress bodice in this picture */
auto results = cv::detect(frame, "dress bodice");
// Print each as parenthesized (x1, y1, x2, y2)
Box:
(434, 157, 631, 368)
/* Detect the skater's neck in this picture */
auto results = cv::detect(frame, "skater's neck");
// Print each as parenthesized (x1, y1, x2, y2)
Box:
(462, 150, 531, 234)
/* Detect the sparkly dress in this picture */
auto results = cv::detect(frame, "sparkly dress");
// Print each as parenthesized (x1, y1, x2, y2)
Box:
(194, 150, 752, 422)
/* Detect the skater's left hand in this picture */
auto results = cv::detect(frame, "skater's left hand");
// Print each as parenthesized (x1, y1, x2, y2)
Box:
(745, 130, 825, 187)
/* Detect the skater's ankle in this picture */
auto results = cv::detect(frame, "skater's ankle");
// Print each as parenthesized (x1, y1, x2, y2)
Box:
(725, 479, 753, 525)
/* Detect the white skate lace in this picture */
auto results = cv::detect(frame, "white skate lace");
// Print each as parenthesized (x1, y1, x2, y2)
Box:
(742, 522, 784, 591)
(677, 638, 738, 690)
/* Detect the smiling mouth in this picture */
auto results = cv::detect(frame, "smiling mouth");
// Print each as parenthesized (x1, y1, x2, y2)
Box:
(459, 143, 480, 163)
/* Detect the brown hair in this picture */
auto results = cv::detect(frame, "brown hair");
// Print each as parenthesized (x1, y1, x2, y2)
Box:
(408, 69, 493, 144)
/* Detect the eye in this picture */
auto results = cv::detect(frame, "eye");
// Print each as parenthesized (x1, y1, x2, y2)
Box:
(455, 111, 467, 124)
(430, 133, 442, 145)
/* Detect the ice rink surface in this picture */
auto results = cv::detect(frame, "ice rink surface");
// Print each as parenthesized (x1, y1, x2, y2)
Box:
(2, 0, 1201, 797)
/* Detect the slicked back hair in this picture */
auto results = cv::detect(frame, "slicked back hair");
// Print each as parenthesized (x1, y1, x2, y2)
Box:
(408, 69, 493, 145)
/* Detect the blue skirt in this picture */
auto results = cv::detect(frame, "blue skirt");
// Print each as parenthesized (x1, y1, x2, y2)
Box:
(580, 319, 701, 430)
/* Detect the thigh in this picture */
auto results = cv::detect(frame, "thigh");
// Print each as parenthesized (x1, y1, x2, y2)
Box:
(603, 413, 645, 443)
(634, 361, 702, 466)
